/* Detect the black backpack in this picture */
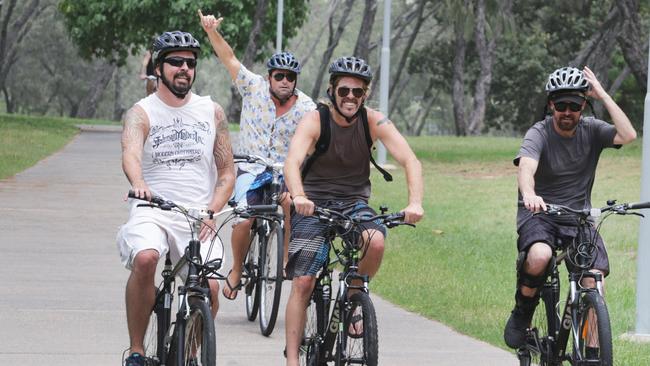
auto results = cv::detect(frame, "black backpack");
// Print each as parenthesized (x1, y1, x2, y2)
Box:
(300, 103, 393, 182)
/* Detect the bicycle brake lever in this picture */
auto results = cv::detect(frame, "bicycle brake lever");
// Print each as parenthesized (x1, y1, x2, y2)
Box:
(136, 203, 156, 208)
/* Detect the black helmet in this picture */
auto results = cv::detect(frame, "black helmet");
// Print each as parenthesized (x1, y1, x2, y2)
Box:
(267, 52, 302, 74)
(545, 67, 589, 94)
(328, 56, 373, 83)
(152, 31, 201, 65)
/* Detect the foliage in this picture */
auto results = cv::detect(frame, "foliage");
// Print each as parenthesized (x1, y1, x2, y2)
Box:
(57, 0, 310, 64)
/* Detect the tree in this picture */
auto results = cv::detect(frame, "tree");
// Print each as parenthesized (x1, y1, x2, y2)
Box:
(0, 0, 49, 113)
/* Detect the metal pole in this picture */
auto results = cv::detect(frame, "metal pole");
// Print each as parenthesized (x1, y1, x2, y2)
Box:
(635, 34, 650, 336)
(377, 0, 391, 165)
(276, 0, 284, 53)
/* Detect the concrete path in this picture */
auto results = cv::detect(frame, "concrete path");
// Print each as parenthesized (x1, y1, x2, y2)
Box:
(0, 129, 517, 365)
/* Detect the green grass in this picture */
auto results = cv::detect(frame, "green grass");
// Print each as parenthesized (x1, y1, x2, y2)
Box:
(370, 136, 650, 365)
(0, 114, 82, 179)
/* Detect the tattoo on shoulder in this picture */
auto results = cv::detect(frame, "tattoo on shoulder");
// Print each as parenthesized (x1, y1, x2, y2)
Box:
(377, 117, 392, 126)
(122, 107, 148, 148)
(213, 103, 233, 170)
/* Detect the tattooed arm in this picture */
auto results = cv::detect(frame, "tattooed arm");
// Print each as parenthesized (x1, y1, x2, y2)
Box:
(208, 102, 235, 213)
(121, 105, 151, 200)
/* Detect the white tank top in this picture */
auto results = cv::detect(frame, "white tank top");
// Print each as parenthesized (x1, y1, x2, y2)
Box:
(136, 93, 217, 207)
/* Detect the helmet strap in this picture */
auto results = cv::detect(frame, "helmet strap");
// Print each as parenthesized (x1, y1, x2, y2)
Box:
(327, 90, 362, 124)
(159, 63, 194, 100)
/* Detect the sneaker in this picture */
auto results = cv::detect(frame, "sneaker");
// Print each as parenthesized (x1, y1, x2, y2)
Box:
(585, 346, 600, 360)
(124, 352, 146, 366)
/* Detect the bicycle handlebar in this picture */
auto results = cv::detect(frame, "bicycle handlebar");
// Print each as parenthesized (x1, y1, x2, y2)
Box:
(521, 199, 650, 219)
(313, 206, 413, 228)
(233, 154, 283, 171)
(127, 190, 214, 219)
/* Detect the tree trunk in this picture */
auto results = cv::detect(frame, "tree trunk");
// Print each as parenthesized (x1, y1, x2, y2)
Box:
(113, 67, 126, 121)
(76, 63, 116, 119)
(451, 16, 467, 136)
(615, 0, 648, 91)
(570, 5, 620, 67)
(310, 0, 355, 99)
(353, 0, 377, 61)
(227, 0, 269, 124)
(389, 0, 427, 99)
(299, 0, 338, 68)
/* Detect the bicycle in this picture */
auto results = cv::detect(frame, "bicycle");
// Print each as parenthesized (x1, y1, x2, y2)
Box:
(232, 153, 286, 336)
(299, 205, 414, 366)
(517, 200, 650, 366)
(128, 191, 223, 366)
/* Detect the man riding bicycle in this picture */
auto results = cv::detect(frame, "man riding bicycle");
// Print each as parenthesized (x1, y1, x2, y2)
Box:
(504, 66, 636, 351)
(117, 30, 235, 366)
(283, 56, 424, 366)
(199, 11, 316, 301)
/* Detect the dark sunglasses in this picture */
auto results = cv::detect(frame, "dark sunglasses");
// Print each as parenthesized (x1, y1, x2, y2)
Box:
(337, 87, 366, 98)
(553, 101, 582, 112)
(163, 57, 197, 69)
(272, 72, 296, 82)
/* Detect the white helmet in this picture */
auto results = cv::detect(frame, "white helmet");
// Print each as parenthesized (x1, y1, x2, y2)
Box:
(545, 67, 589, 94)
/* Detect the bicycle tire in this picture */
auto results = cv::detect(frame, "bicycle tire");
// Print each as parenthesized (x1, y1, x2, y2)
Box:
(335, 292, 378, 366)
(259, 220, 284, 336)
(143, 287, 170, 366)
(245, 227, 261, 321)
(300, 288, 326, 366)
(571, 291, 613, 366)
(170, 297, 216, 366)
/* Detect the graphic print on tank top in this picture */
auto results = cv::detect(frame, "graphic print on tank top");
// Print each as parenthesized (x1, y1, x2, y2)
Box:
(149, 116, 212, 169)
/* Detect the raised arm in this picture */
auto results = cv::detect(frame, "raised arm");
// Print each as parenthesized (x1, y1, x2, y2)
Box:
(583, 66, 636, 145)
(198, 10, 241, 81)
(283, 110, 320, 216)
(121, 105, 151, 200)
(369, 110, 424, 224)
(517, 156, 546, 212)
(210, 102, 235, 212)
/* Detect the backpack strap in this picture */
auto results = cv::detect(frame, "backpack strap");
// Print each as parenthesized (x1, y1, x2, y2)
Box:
(360, 107, 393, 182)
(301, 103, 331, 180)
(301, 104, 392, 182)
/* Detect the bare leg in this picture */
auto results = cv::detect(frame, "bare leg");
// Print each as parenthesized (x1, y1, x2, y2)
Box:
(280, 193, 292, 272)
(223, 219, 253, 299)
(520, 242, 552, 297)
(285, 276, 316, 366)
(125, 249, 159, 355)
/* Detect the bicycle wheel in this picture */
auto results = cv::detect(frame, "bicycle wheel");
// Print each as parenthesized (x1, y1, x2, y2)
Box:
(259, 220, 284, 336)
(571, 291, 613, 366)
(143, 287, 169, 365)
(300, 288, 326, 366)
(335, 292, 378, 366)
(520, 289, 555, 366)
(171, 297, 216, 366)
(245, 227, 261, 321)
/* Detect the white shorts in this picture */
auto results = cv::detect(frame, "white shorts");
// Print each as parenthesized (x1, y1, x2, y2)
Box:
(116, 205, 224, 273)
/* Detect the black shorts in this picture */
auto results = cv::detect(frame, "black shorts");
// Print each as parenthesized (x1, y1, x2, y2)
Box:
(285, 200, 387, 279)
(517, 215, 610, 276)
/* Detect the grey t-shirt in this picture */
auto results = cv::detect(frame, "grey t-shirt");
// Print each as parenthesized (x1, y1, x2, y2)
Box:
(514, 116, 619, 228)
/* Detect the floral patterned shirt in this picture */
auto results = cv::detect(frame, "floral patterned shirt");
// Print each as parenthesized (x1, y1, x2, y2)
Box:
(235, 65, 315, 174)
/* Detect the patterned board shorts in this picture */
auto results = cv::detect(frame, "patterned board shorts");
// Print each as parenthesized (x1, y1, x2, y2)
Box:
(285, 200, 388, 279)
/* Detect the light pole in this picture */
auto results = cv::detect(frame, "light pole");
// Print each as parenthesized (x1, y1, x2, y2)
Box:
(634, 34, 650, 338)
(276, 0, 284, 53)
(377, 0, 391, 165)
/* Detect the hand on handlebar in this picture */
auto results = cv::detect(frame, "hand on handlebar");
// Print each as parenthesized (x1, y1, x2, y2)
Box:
(522, 193, 547, 213)
(293, 195, 314, 216)
(128, 181, 152, 202)
(401, 203, 424, 224)
(199, 218, 216, 242)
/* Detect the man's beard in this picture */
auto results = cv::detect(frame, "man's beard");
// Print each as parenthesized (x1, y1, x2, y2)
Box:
(556, 115, 579, 131)
(160, 68, 193, 98)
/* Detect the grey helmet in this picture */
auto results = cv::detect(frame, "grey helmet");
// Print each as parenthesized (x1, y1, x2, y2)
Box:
(545, 67, 589, 94)
(267, 52, 302, 74)
(329, 56, 373, 83)
(152, 31, 201, 65)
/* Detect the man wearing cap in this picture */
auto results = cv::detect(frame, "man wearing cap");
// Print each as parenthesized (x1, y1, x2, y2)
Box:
(503, 65, 636, 350)
(199, 11, 315, 300)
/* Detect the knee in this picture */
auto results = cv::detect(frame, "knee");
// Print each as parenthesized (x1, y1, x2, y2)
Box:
(291, 276, 315, 299)
(132, 250, 159, 275)
(524, 243, 552, 275)
(366, 235, 385, 256)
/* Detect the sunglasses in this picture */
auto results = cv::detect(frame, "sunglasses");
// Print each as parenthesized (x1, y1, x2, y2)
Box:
(337, 87, 366, 98)
(163, 57, 197, 69)
(272, 72, 296, 82)
(553, 101, 582, 112)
